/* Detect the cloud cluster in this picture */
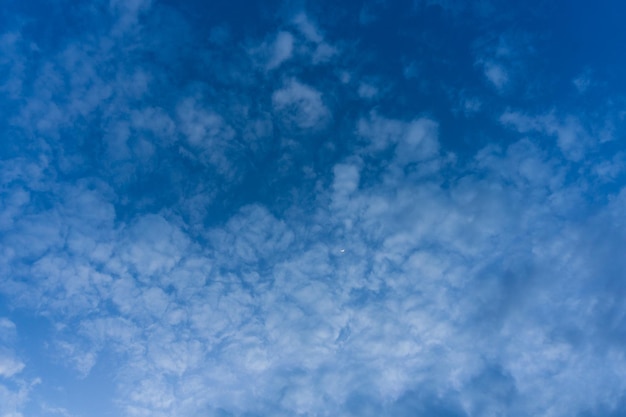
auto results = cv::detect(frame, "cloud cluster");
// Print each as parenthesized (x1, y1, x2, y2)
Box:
(1, 1, 626, 417)
(0, 318, 37, 417)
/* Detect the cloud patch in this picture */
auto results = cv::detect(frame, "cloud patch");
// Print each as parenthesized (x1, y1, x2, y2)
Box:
(272, 79, 330, 131)
(1, 2, 626, 417)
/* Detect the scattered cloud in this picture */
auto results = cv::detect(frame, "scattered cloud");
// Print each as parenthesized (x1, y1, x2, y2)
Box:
(483, 60, 509, 90)
(292, 12, 338, 64)
(272, 78, 331, 131)
(249, 30, 295, 71)
(358, 111, 440, 163)
(573, 70, 592, 93)
(500, 110, 602, 161)
(1, 2, 625, 417)
(267, 31, 295, 70)
(357, 82, 379, 99)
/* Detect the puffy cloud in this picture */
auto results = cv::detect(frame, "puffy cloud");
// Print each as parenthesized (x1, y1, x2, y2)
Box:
(1, 1, 626, 417)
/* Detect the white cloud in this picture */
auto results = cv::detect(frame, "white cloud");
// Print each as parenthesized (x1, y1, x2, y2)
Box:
(573, 70, 592, 93)
(291, 12, 338, 64)
(357, 83, 379, 99)
(0, 319, 16, 339)
(592, 153, 626, 181)
(357, 112, 406, 151)
(2, 137, 626, 417)
(0, 383, 29, 417)
(0, 321, 36, 417)
(272, 79, 330, 130)
(312, 42, 338, 64)
(0, 32, 27, 99)
(333, 163, 361, 198)
(109, 0, 153, 35)
(119, 214, 190, 281)
(397, 118, 440, 163)
(177, 99, 235, 148)
(0, 355, 23, 379)
(131, 107, 176, 145)
(176, 98, 237, 175)
(357, 112, 440, 164)
(54, 341, 97, 377)
(209, 204, 294, 266)
(267, 31, 295, 70)
(500, 110, 592, 161)
(473, 32, 536, 95)
(248, 30, 296, 71)
(459, 95, 482, 115)
(483, 61, 509, 90)
(2, 3, 626, 417)
(292, 13, 323, 44)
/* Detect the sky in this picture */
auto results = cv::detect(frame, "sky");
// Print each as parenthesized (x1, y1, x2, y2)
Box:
(1, 0, 626, 416)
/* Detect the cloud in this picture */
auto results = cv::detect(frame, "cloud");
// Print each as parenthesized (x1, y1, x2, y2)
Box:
(292, 12, 338, 64)
(483, 60, 509, 89)
(333, 163, 361, 198)
(0, 353, 23, 379)
(267, 31, 295, 70)
(573, 70, 592, 93)
(357, 112, 440, 166)
(248, 30, 295, 71)
(1, 2, 626, 417)
(272, 78, 330, 131)
(176, 98, 238, 177)
(119, 214, 190, 280)
(3, 115, 626, 417)
(357, 82, 379, 99)
(293, 13, 323, 44)
(500, 110, 595, 161)
(109, 0, 153, 35)
(0, 32, 28, 99)
(0, 319, 36, 417)
(473, 31, 537, 96)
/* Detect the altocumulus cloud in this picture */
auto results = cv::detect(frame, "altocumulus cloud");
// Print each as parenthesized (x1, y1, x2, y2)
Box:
(1, 0, 626, 417)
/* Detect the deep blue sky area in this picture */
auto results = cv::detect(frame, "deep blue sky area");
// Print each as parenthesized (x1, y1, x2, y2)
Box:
(1, 1, 626, 416)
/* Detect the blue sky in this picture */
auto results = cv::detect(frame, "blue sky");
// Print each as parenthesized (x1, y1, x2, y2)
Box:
(1, 0, 626, 416)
